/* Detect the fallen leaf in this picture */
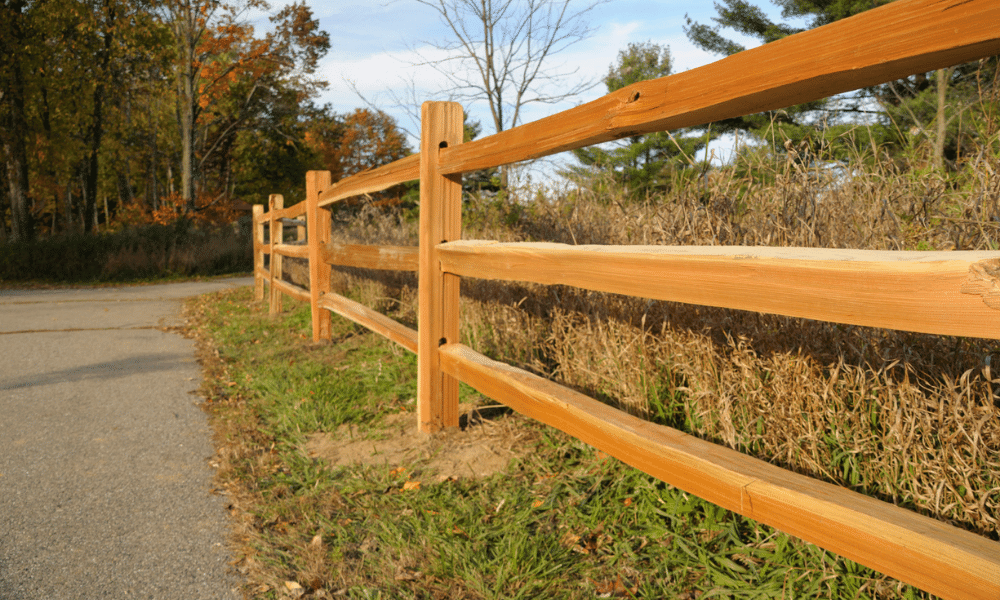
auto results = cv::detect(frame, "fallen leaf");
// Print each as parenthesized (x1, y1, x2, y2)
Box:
(389, 467, 408, 477)
(395, 568, 422, 581)
(532, 499, 544, 508)
(402, 480, 421, 491)
(310, 534, 323, 547)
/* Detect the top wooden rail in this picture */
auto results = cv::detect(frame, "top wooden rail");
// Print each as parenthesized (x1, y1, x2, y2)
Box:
(437, 0, 1000, 174)
(270, 203, 307, 220)
(317, 154, 420, 208)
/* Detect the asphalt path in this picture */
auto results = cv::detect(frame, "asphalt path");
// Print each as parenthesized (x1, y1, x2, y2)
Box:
(0, 278, 252, 600)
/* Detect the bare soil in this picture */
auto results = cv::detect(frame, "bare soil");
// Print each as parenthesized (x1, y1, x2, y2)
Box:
(303, 404, 536, 481)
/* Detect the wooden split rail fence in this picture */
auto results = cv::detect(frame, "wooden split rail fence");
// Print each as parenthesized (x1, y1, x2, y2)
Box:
(252, 1, 1000, 598)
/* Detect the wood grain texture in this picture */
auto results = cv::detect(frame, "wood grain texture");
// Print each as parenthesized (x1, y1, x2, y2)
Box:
(273, 243, 310, 259)
(439, 241, 1000, 340)
(269, 195, 284, 315)
(271, 203, 306, 220)
(417, 102, 464, 433)
(271, 277, 311, 304)
(439, 343, 1000, 600)
(252, 204, 265, 301)
(321, 243, 418, 271)
(317, 154, 419, 208)
(306, 171, 333, 341)
(436, 0, 1000, 175)
(318, 292, 418, 354)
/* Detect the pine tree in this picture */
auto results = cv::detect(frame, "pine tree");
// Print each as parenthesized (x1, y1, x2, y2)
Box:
(568, 42, 709, 199)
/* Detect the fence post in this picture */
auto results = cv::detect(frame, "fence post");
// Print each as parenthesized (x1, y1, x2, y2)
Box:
(253, 203, 265, 301)
(306, 171, 333, 341)
(418, 101, 464, 433)
(269, 194, 284, 315)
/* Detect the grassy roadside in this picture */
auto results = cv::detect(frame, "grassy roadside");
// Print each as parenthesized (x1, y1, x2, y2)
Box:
(187, 286, 928, 600)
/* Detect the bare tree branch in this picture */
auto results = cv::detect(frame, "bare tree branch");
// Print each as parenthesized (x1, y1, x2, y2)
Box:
(403, 0, 607, 134)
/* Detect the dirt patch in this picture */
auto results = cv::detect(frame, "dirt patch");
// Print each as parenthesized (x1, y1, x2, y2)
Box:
(303, 404, 536, 480)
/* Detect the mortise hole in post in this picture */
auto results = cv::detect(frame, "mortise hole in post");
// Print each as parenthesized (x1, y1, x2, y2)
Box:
(439, 141, 448, 149)
(439, 337, 447, 346)
(630, 91, 641, 102)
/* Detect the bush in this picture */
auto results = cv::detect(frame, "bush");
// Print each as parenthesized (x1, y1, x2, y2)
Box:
(0, 221, 252, 283)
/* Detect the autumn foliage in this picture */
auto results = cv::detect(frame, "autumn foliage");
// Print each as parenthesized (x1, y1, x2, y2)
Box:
(306, 108, 411, 182)
(0, 0, 331, 240)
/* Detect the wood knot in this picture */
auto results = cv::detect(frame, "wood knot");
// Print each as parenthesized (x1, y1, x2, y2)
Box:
(961, 259, 1000, 309)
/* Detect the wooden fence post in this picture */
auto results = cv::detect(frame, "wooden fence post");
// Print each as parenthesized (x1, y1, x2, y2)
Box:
(418, 101, 464, 433)
(253, 203, 265, 301)
(269, 194, 284, 315)
(306, 171, 333, 341)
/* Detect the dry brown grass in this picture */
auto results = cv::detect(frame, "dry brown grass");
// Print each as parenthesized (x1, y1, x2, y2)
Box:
(321, 125, 1000, 545)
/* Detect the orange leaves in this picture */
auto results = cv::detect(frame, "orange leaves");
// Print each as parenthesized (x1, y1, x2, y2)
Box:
(306, 109, 411, 185)
(109, 191, 240, 229)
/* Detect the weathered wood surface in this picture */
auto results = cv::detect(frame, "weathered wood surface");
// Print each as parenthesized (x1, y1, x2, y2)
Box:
(439, 342, 1000, 600)
(252, 204, 266, 302)
(439, 241, 1000, 340)
(270, 203, 306, 220)
(271, 277, 311, 304)
(306, 171, 333, 341)
(321, 243, 418, 271)
(317, 154, 419, 208)
(417, 102, 463, 433)
(437, 0, 1000, 174)
(254, 266, 270, 281)
(318, 293, 418, 354)
(273, 243, 310, 259)
(269, 195, 285, 315)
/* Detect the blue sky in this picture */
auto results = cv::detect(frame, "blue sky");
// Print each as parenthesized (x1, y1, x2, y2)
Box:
(249, 1, 793, 168)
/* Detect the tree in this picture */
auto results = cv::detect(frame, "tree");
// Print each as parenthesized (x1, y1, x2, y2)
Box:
(410, 0, 604, 135)
(302, 107, 412, 205)
(684, 1, 997, 169)
(0, 0, 333, 240)
(567, 42, 710, 198)
(0, 0, 35, 241)
(682, 1, 890, 145)
(162, 0, 329, 211)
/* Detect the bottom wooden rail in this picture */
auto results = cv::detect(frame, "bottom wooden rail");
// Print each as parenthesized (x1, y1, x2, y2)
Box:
(317, 292, 418, 353)
(438, 343, 1000, 600)
(271, 278, 311, 304)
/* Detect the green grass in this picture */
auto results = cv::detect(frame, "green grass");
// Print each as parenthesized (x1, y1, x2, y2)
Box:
(190, 286, 929, 600)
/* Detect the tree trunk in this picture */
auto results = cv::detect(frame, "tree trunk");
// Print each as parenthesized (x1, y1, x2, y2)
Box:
(1, 0, 33, 242)
(84, 83, 103, 234)
(84, 0, 116, 234)
(64, 182, 74, 233)
(173, 4, 197, 213)
(0, 155, 8, 243)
